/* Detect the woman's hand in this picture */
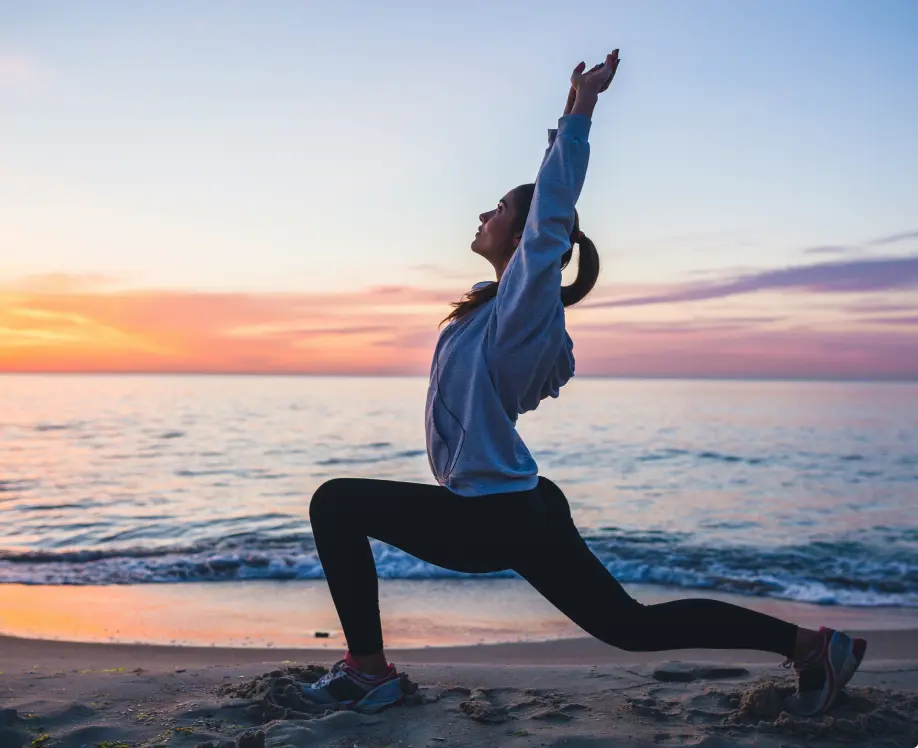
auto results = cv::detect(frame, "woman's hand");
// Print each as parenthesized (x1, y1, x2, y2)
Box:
(567, 50, 620, 119)
(564, 62, 600, 115)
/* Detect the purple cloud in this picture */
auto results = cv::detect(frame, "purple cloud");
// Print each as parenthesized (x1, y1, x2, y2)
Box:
(585, 255, 918, 309)
(869, 230, 918, 247)
(798, 230, 918, 257)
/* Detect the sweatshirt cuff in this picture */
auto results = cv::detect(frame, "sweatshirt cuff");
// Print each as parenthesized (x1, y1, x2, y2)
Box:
(557, 113, 592, 139)
(547, 128, 558, 146)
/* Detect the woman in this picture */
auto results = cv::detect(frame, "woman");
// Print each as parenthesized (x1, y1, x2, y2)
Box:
(303, 52, 866, 717)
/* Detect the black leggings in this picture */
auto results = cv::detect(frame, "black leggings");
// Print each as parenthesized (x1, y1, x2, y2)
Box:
(309, 476, 798, 658)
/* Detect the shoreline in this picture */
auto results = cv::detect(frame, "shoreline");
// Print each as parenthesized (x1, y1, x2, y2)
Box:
(4, 579, 918, 651)
(3, 626, 918, 669)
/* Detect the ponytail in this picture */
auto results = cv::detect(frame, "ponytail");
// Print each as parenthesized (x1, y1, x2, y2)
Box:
(560, 231, 600, 307)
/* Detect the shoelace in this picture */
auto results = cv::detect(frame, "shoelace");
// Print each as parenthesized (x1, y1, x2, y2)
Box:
(781, 653, 824, 670)
(313, 659, 348, 687)
(781, 647, 828, 693)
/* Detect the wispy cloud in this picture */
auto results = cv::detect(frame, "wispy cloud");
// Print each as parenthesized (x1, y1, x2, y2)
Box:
(585, 255, 918, 309)
(869, 230, 918, 247)
(799, 230, 918, 257)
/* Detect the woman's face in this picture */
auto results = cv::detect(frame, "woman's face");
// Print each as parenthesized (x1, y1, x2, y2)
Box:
(470, 188, 521, 266)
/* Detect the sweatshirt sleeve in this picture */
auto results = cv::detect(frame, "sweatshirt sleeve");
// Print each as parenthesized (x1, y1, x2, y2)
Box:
(538, 127, 558, 172)
(487, 114, 591, 378)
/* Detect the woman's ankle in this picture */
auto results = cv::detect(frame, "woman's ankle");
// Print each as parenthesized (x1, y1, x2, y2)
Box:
(346, 649, 390, 677)
(792, 627, 826, 662)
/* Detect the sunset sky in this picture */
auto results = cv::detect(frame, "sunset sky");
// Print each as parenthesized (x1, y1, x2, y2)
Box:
(2, 0, 917, 378)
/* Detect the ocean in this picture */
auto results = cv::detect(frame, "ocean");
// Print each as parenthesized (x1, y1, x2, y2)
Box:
(1, 374, 916, 619)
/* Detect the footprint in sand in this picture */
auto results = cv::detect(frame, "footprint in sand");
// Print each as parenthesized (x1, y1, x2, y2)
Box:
(437, 686, 590, 725)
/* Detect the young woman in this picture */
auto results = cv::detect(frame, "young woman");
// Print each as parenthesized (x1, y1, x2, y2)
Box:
(303, 52, 866, 717)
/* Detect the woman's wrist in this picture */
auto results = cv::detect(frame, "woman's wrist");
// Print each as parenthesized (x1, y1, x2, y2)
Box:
(570, 91, 598, 119)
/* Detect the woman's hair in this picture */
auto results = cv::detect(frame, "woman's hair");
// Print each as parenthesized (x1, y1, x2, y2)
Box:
(441, 183, 600, 326)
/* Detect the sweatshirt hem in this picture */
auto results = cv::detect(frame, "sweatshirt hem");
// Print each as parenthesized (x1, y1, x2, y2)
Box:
(441, 474, 540, 497)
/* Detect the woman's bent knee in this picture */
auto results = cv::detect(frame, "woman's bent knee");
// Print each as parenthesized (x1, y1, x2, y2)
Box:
(308, 478, 349, 523)
(598, 603, 653, 652)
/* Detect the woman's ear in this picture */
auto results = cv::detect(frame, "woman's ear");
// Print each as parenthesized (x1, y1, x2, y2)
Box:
(512, 231, 523, 250)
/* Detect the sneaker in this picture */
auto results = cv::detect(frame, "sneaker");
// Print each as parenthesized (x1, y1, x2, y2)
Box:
(300, 658, 402, 714)
(783, 627, 867, 716)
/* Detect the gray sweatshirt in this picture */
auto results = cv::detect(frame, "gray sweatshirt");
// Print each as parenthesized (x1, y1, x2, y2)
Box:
(425, 113, 592, 496)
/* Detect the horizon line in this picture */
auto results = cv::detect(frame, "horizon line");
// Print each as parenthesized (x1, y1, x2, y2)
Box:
(1, 371, 915, 384)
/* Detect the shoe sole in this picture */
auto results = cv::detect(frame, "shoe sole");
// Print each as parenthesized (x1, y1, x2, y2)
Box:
(352, 678, 404, 714)
(353, 694, 404, 714)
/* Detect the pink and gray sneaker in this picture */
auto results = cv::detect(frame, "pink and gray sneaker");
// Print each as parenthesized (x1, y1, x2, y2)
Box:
(783, 626, 867, 717)
(300, 654, 402, 714)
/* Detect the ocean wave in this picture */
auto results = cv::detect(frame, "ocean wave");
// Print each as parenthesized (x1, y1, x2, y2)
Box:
(636, 448, 766, 466)
(1, 528, 915, 608)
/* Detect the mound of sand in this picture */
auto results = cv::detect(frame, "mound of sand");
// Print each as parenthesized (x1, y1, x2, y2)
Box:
(216, 665, 423, 723)
(726, 677, 918, 743)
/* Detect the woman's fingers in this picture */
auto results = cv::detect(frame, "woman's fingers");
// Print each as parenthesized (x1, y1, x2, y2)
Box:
(598, 55, 620, 92)
(572, 52, 620, 89)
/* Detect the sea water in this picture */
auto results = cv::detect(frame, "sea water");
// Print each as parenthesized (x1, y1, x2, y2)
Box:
(1, 375, 916, 611)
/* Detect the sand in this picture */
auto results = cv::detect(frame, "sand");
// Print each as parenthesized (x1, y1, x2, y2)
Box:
(1, 631, 917, 748)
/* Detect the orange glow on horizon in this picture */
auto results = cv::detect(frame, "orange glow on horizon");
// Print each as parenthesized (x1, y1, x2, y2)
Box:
(1, 279, 916, 379)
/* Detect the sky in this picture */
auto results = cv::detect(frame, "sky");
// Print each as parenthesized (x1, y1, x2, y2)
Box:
(2, 0, 917, 378)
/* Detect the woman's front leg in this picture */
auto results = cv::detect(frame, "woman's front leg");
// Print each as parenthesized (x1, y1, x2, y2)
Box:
(308, 477, 522, 668)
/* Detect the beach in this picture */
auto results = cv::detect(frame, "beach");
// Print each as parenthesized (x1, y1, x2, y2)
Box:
(3, 582, 918, 748)
(2, 629, 917, 748)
